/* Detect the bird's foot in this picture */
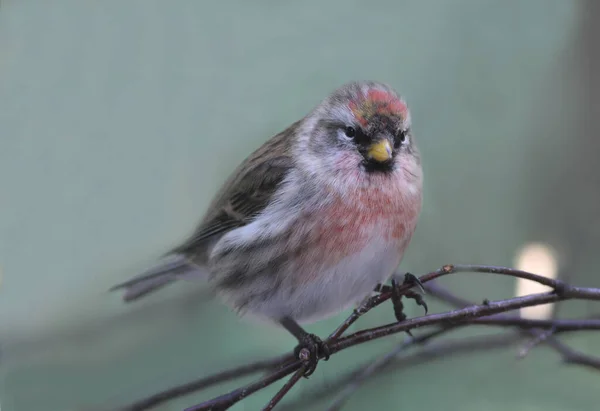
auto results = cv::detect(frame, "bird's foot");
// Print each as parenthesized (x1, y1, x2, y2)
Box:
(391, 273, 428, 336)
(294, 333, 330, 378)
(399, 273, 428, 314)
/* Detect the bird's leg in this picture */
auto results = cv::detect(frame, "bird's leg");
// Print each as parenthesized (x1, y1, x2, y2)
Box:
(390, 273, 428, 336)
(280, 316, 330, 377)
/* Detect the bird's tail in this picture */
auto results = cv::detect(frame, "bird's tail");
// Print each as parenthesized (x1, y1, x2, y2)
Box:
(109, 254, 207, 302)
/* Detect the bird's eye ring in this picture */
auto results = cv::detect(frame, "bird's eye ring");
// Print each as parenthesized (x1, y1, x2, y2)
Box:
(344, 126, 356, 138)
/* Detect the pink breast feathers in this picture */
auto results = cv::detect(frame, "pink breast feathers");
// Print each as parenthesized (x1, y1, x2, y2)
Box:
(315, 188, 407, 263)
(290, 188, 412, 285)
(349, 89, 408, 127)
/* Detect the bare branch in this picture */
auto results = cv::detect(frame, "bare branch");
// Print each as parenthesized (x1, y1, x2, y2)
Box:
(322, 281, 600, 410)
(328, 292, 389, 340)
(330, 289, 596, 354)
(113, 265, 600, 411)
(517, 328, 557, 359)
(280, 332, 522, 411)
(116, 354, 293, 411)
(426, 281, 600, 370)
(325, 327, 455, 411)
(544, 338, 600, 371)
(262, 366, 307, 411)
(184, 361, 302, 411)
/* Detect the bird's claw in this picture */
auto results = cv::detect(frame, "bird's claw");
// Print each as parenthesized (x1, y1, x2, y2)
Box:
(391, 278, 407, 321)
(294, 333, 330, 378)
(405, 290, 428, 314)
(404, 272, 426, 294)
(391, 273, 429, 336)
(401, 272, 428, 314)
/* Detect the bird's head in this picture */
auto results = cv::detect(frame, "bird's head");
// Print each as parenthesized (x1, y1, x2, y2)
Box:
(296, 81, 421, 189)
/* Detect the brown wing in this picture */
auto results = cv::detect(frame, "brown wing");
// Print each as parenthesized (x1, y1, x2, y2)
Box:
(168, 121, 300, 256)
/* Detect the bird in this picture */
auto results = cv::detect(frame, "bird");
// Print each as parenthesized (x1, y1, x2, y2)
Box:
(110, 80, 423, 375)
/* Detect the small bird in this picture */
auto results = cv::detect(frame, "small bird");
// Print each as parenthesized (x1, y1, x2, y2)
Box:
(111, 81, 423, 375)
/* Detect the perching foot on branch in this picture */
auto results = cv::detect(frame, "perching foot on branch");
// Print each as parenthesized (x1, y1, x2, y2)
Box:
(391, 273, 428, 336)
(294, 333, 330, 377)
(280, 316, 330, 378)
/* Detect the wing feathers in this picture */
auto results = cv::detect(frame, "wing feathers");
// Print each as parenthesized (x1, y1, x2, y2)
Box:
(167, 122, 300, 257)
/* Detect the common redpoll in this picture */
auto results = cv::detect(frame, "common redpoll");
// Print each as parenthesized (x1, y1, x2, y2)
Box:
(111, 81, 423, 375)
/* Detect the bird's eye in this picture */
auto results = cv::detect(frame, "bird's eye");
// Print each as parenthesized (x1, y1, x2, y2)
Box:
(394, 130, 407, 148)
(344, 126, 356, 138)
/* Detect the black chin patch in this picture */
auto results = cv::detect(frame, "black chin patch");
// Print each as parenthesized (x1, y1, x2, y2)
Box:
(362, 159, 394, 173)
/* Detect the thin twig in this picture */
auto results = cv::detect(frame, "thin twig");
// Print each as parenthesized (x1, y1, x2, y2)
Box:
(426, 281, 600, 370)
(470, 317, 600, 330)
(261, 366, 307, 411)
(327, 293, 389, 340)
(378, 264, 567, 295)
(116, 354, 293, 411)
(183, 361, 302, 411)
(325, 327, 456, 411)
(544, 338, 600, 371)
(518, 327, 557, 359)
(279, 332, 523, 411)
(331, 291, 574, 353)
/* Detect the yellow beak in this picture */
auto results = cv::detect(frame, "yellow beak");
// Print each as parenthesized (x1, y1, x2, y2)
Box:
(367, 139, 393, 162)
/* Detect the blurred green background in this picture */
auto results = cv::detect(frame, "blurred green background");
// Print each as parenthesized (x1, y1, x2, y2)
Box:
(1, 0, 599, 410)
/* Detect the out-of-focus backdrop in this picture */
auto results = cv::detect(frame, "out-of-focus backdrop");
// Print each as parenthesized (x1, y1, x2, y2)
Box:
(1, 1, 599, 410)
